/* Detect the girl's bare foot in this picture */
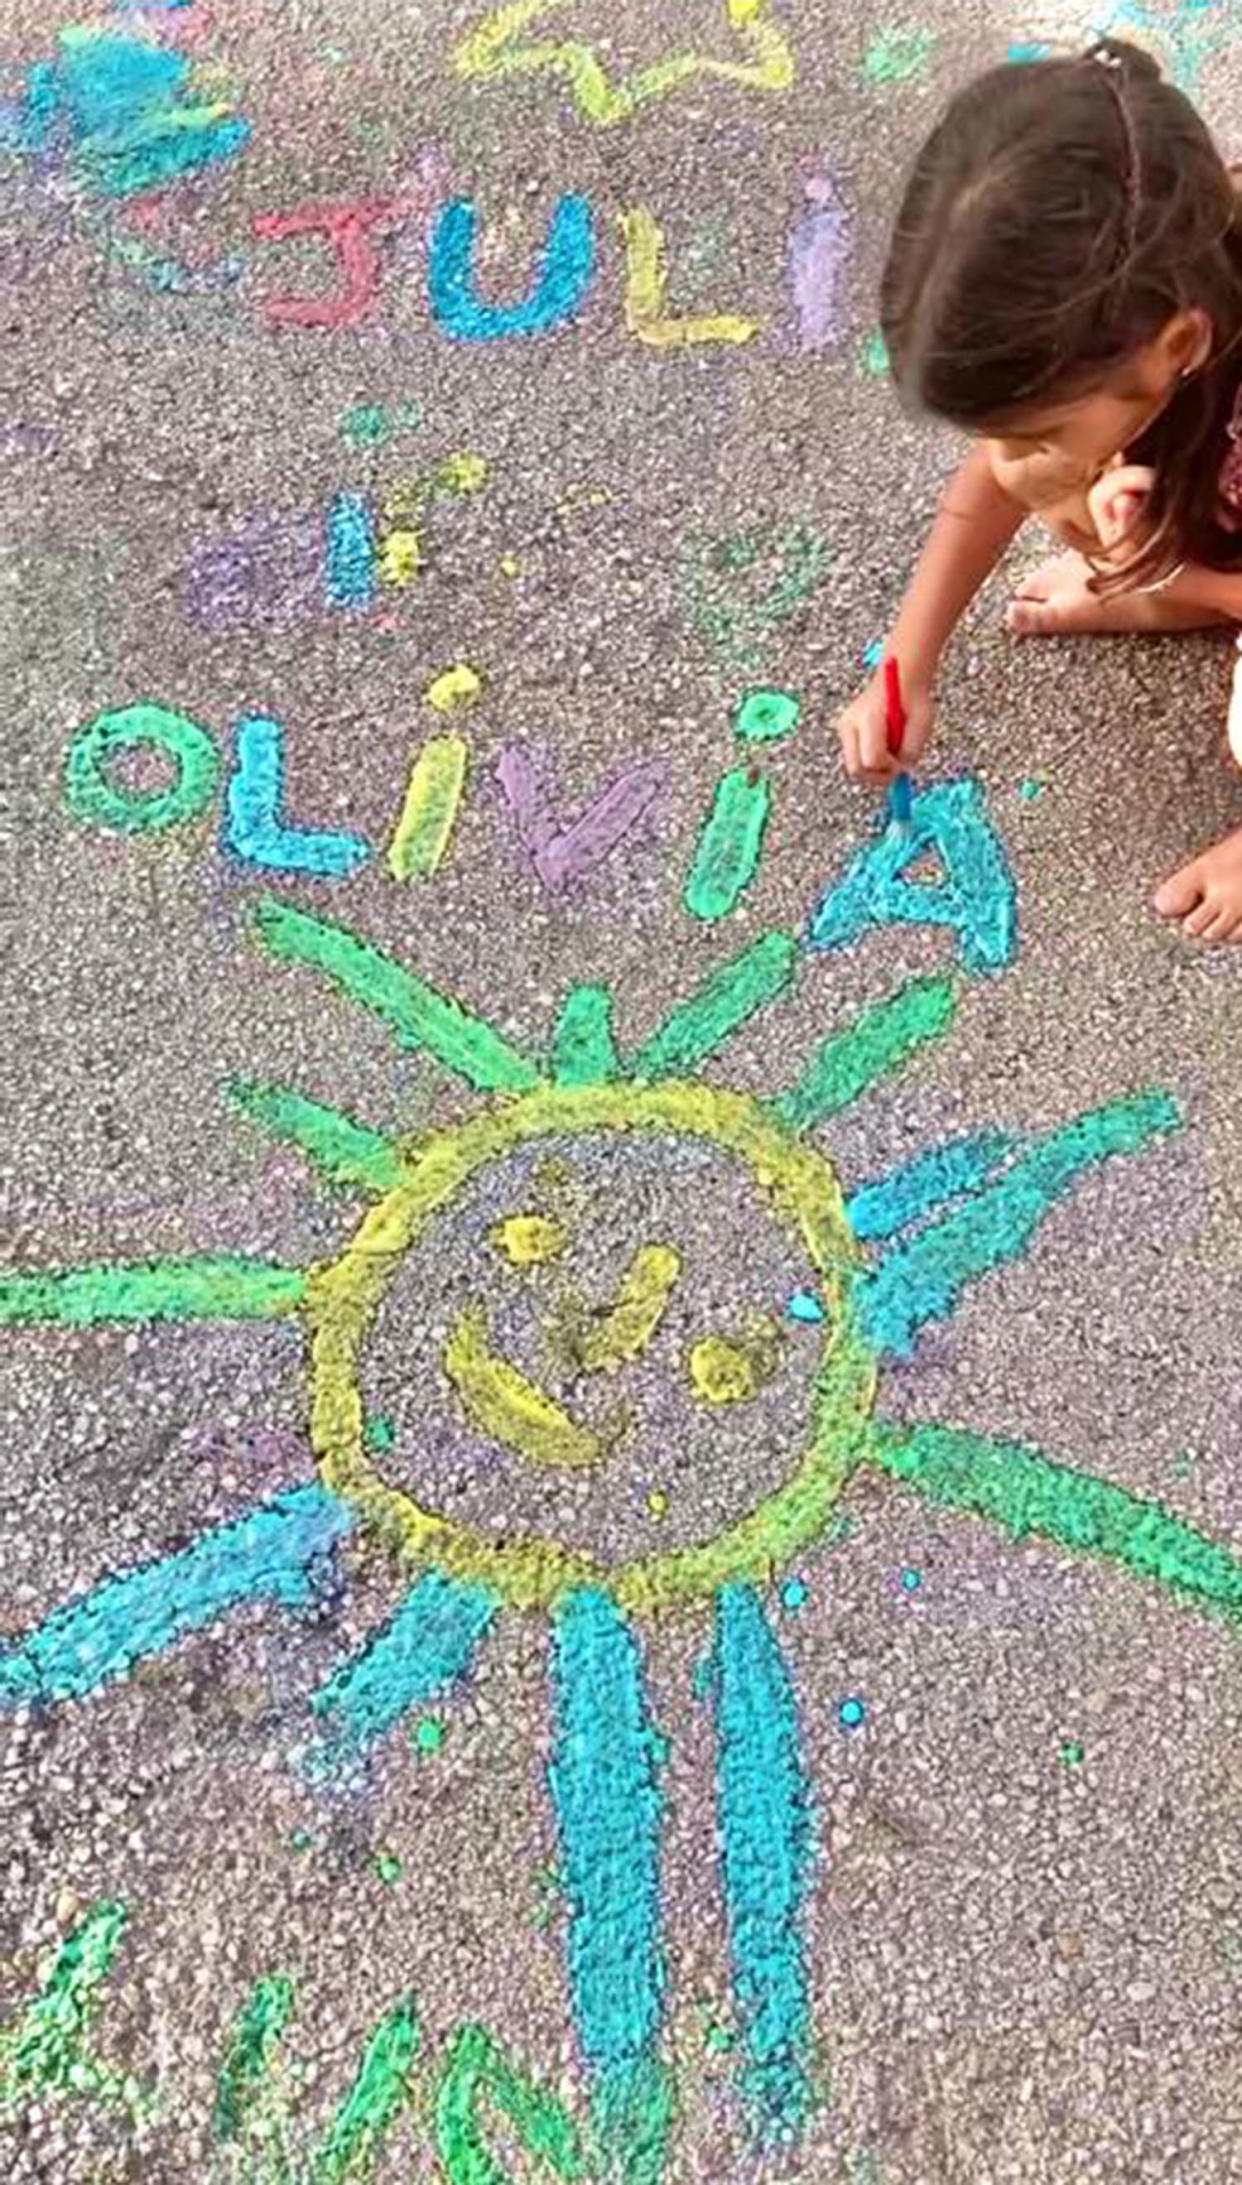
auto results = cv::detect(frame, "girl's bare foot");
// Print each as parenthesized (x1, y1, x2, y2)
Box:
(1006, 552, 1229, 636)
(1153, 824, 1242, 942)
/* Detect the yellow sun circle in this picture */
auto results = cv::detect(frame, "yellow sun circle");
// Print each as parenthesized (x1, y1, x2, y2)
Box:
(305, 1079, 877, 1614)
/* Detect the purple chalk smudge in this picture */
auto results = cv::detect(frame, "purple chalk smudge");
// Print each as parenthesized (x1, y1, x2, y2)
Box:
(788, 172, 852, 352)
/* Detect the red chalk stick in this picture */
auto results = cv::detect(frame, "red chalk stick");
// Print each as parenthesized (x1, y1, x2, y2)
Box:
(883, 655, 905, 756)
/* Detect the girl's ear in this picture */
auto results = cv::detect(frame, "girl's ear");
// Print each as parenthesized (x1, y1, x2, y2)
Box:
(1163, 305, 1214, 377)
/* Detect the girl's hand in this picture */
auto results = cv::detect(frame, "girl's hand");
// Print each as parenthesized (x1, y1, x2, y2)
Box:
(1087, 462, 1156, 559)
(837, 663, 934, 785)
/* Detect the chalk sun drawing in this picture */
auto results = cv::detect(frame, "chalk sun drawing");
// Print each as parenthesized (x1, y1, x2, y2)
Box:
(4, 807, 1242, 2173)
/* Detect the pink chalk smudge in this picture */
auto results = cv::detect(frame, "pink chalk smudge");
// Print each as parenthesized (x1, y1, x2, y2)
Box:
(497, 746, 667, 893)
(788, 171, 852, 351)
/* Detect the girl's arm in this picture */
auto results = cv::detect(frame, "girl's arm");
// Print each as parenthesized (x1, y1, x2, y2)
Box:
(840, 444, 1026, 782)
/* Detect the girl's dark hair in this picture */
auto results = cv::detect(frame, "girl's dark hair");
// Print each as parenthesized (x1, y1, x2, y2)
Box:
(881, 36, 1242, 589)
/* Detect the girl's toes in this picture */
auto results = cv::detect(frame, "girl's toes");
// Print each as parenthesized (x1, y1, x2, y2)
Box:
(1182, 896, 1221, 939)
(1152, 866, 1204, 920)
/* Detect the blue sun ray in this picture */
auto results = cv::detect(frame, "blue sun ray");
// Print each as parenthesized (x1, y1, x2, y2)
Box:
(309, 1570, 496, 1765)
(713, 1583, 815, 2142)
(253, 898, 542, 1095)
(0, 1486, 353, 1708)
(769, 974, 955, 1134)
(844, 1127, 1017, 1241)
(0, 1255, 306, 1329)
(229, 1078, 407, 1196)
(856, 1091, 1180, 1358)
(549, 1590, 672, 2185)
(871, 1420, 1242, 1623)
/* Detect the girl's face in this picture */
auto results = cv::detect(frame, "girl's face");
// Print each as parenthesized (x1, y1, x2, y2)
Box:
(981, 308, 1212, 485)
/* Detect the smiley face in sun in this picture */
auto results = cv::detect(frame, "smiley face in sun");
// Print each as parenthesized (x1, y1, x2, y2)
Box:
(3, 891, 1241, 2159)
(312, 1078, 873, 1615)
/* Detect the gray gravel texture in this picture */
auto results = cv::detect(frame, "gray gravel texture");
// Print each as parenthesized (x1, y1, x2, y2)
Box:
(1, 1, 1240, 2181)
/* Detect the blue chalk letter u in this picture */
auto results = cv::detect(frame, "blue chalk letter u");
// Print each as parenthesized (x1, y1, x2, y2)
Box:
(428, 193, 596, 343)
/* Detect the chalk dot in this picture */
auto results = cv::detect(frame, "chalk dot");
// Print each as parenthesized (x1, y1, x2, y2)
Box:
(364, 1413, 396, 1452)
(861, 328, 890, 377)
(426, 662, 483, 714)
(786, 1287, 825, 1325)
(341, 402, 388, 447)
(704, 2023, 735, 2054)
(781, 1577, 809, 1611)
(499, 552, 522, 577)
(414, 1716, 446, 1756)
(838, 1696, 866, 1730)
(1059, 1740, 1085, 1769)
(1018, 777, 1045, 802)
(647, 1488, 669, 1520)
(490, 1212, 565, 1266)
(899, 1566, 923, 1594)
(862, 638, 885, 669)
(374, 1851, 403, 1885)
(735, 687, 800, 745)
(289, 1828, 313, 1854)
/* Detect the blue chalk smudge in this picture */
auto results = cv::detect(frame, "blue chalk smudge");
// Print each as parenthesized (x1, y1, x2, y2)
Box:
(857, 1091, 1180, 1358)
(428, 193, 596, 343)
(861, 638, 885, 669)
(0, 1485, 353, 1707)
(1008, 41, 1051, 61)
(714, 1584, 814, 2140)
(785, 1288, 825, 1325)
(52, 32, 249, 198)
(805, 776, 1018, 975)
(324, 490, 377, 610)
(845, 1129, 1017, 1241)
(310, 1570, 494, 1760)
(549, 1589, 671, 2181)
(838, 1695, 866, 1729)
(224, 715, 371, 878)
(780, 1578, 809, 1611)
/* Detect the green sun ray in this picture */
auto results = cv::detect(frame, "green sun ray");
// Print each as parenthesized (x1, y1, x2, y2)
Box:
(551, 984, 621, 1086)
(627, 931, 796, 1081)
(253, 898, 541, 1095)
(229, 1078, 406, 1196)
(769, 973, 957, 1134)
(872, 1419, 1242, 1626)
(0, 1256, 307, 1329)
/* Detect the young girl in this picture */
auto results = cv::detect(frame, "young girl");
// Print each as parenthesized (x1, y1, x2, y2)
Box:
(837, 36, 1242, 944)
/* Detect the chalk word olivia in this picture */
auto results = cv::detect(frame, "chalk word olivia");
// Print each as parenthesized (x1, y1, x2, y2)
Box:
(61, 701, 1018, 972)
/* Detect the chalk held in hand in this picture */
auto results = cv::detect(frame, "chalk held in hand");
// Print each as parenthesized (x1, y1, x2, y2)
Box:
(1228, 635, 1242, 769)
(883, 655, 913, 832)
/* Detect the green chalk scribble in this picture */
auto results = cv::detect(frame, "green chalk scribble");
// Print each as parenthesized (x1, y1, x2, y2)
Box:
(682, 520, 830, 672)
(0, 1903, 150, 2122)
(863, 29, 935, 85)
(434, 2023, 584, 2184)
(214, 1975, 297, 2148)
(213, 1978, 419, 2184)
